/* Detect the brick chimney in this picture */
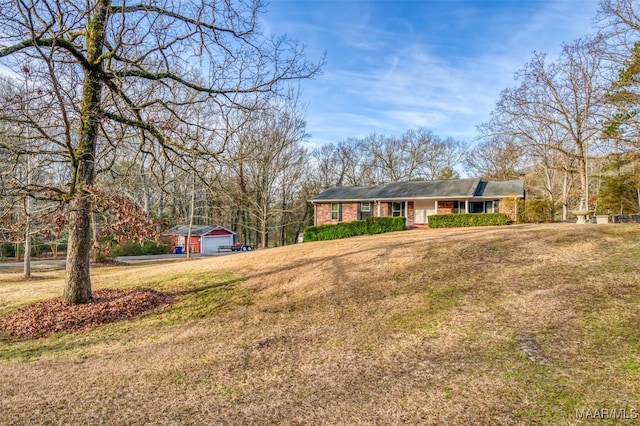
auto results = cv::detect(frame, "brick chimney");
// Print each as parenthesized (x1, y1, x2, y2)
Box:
(518, 173, 526, 199)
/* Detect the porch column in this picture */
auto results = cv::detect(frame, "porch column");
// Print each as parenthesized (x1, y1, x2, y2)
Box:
(435, 200, 438, 214)
(404, 201, 408, 228)
(377, 201, 381, 217)
(313, 203, 317, 226)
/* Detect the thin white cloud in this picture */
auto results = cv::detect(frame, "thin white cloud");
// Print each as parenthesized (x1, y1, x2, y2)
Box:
(264, 0, 603, 145)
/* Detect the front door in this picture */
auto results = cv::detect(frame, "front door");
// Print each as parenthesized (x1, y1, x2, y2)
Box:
(414, 200, 435, 224)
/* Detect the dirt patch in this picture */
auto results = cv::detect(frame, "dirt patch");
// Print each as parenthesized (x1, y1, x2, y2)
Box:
(0, 288, 173, 340)
(516, 332, 549, 364)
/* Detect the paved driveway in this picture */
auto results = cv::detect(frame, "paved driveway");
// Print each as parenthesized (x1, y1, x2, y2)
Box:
(0, 251, 238, 269)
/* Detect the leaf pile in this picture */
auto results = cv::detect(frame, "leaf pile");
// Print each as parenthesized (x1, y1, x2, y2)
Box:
(0, 288, 173, 340)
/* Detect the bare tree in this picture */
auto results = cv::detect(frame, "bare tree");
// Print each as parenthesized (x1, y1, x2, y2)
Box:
(597, 1, 640, 154)
(411, 129, 467, 180)
(0, 76, 63, 275)
(312, 128, 466, 187)
(0, 0, 321, 303)
(223, 97, 308, 247)
(464, 136, 526, 180)
(480, 38, 610, 213)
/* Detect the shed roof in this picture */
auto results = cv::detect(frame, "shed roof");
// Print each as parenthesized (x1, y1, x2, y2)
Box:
(165, 225, 235, 236)
(310, 178, 524, 202)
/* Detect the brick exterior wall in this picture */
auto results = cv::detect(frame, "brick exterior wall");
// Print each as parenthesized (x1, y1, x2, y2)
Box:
(438, 200, 454, 215)
(380, 202, 389, 217)
(314, 201, 414, 226)
(496, 198, 519, 221)
(315, 203, 332, 225)
(315, 202, 359, 224)
(343, 203, 359, 222)
(314, 198, 522, 226)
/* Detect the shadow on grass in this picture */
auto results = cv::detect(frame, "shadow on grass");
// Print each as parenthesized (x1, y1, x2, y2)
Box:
(0, 273, 247, 361)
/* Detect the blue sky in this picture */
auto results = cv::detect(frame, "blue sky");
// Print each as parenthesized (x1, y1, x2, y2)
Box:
(262, 0, 601, 148)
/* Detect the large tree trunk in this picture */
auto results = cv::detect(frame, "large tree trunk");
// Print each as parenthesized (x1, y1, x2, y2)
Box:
(64, 196, 93, 303)
(63, 0, 108, 304)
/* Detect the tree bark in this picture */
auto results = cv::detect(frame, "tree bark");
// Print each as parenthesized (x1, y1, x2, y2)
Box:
(64, 196, 93, 303)
(63, 0, 109, 304)
(23, 212, 31, 278)
(186, 172, 196, 259)
(91, 211, 101, 263)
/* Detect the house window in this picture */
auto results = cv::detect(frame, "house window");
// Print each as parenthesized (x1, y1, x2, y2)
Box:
(485, 201, 494, 213)
(391, 202, 405, 217)
(453, 200, 466, 214)
(331, 203, 341, 221)
(358, 202, 372, 220)
(468, 201, 485, 214)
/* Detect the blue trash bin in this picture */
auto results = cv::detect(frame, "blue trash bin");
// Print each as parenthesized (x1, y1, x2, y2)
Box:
(175, 246, 183, 254)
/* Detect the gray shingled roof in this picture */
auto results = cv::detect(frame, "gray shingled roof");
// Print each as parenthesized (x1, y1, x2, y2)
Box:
(310, 179, 524, 201)
(479, 180, 525, 198)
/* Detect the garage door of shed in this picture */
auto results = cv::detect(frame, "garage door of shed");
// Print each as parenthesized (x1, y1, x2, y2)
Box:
(201, 235, 233, 253)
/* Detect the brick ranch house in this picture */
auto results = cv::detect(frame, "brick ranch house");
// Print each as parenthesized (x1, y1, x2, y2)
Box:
(165, 224, 235, 254)
(309, 178, 525, 227)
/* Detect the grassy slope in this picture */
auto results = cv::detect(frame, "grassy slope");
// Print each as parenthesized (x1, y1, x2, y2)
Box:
(1, 224, 639, 425)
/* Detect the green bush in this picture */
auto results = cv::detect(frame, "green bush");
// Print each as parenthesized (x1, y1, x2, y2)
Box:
(428, 213, 508, 228)
(303, 216, 406, 242)
(365, 216, 406, 234)
(109, 239, 171, 256)
(1, 242, 16, 258)
(142, 240, 170, 255)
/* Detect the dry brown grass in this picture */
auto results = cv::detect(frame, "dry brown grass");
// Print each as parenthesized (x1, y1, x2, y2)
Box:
(1, 223, 640, 425)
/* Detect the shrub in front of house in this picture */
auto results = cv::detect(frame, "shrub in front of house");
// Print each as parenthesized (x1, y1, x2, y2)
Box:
(364, 216, 406, 234)
(303, 216, 406, 242)
(428, 213, 508, 228)
(303, 221, 367, 242)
